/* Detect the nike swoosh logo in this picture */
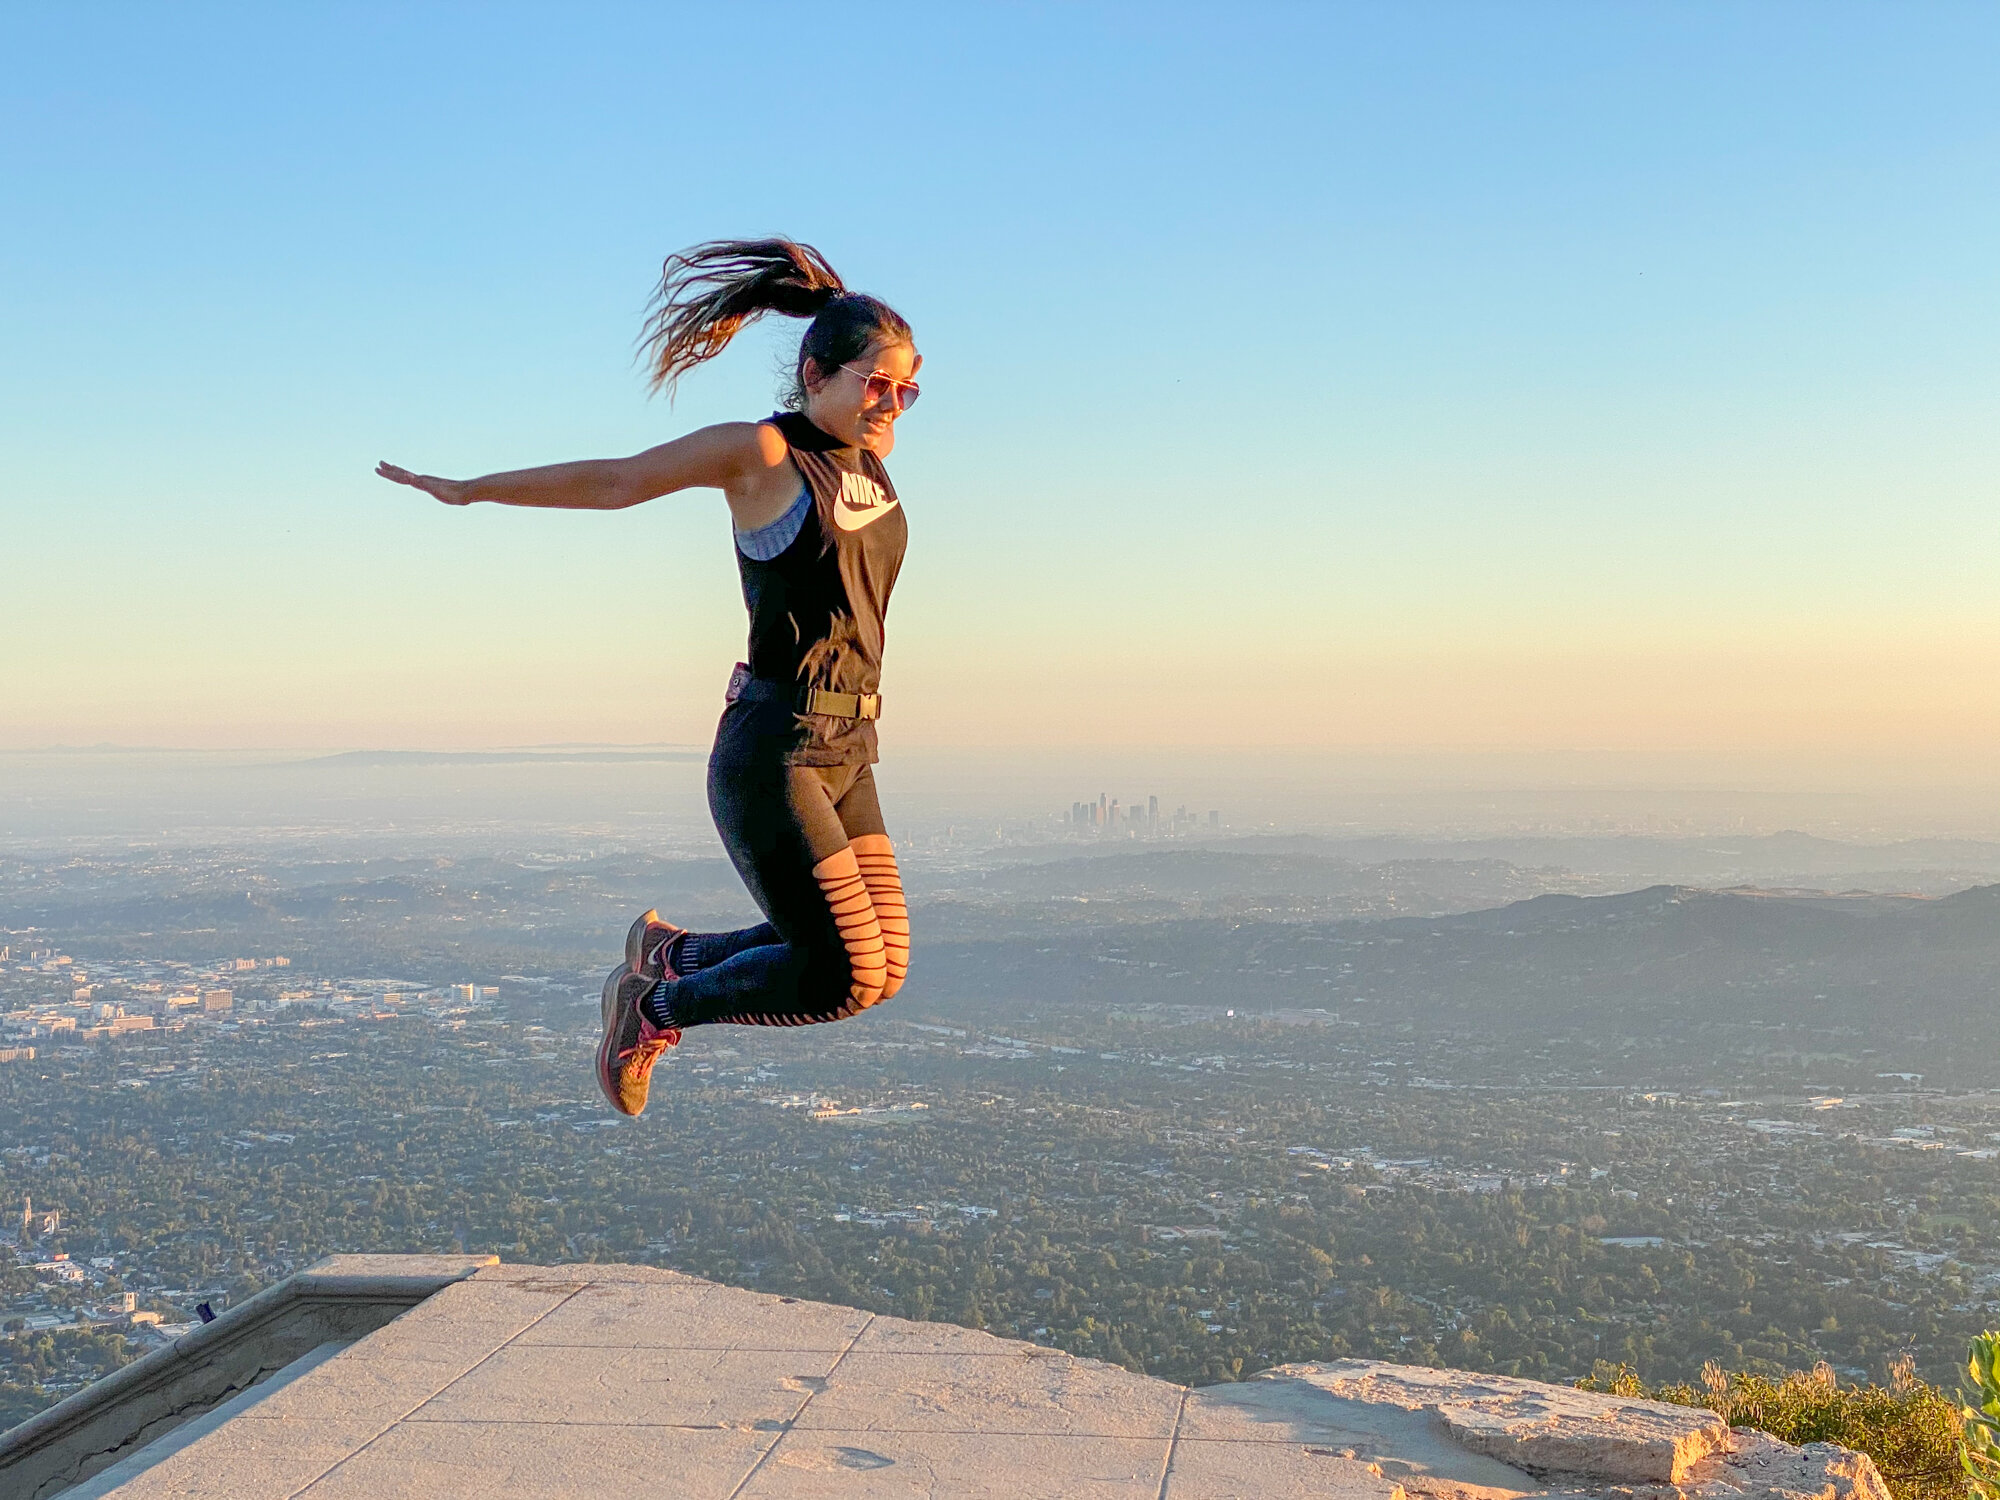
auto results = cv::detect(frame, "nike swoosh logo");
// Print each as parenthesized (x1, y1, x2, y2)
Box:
(831, 472, 900, 533)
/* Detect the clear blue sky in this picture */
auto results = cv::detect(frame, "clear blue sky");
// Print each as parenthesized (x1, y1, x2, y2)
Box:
(4, 3, 1996, 760)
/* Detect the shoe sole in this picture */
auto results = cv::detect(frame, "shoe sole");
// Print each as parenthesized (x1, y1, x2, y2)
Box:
(596, 963, 635, 1115)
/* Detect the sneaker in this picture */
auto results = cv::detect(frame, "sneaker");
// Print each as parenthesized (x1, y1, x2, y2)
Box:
(625, 908, 687, 981)
(596, 963, 679, 1117)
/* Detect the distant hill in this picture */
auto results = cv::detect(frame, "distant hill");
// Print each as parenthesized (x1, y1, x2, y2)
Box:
(1234, 831, 2000, 886)
(952, 848, 1583, 921)
(919, 881, 2000, 1083)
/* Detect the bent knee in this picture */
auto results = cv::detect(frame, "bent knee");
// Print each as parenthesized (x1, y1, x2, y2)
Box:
(847, 951, 888, 1010)
(798, 950, 883, 1013)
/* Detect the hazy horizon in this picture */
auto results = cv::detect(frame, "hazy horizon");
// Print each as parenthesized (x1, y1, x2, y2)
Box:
(12, 743, 2000, 849)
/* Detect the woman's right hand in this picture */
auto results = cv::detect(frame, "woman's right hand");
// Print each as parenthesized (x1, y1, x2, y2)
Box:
(376, 461, 472, 506)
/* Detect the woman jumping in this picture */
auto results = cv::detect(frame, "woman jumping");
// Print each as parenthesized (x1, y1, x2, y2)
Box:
(377, 237, 918, 1117)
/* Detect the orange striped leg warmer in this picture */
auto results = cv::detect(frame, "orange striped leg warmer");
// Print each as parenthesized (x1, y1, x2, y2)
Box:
(813, 845, 887, 1015)
(849, 834, 908, 1000)
(704, 850, 891, 1029)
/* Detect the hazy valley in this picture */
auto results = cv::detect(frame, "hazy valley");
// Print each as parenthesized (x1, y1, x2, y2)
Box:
(5, 797, 2000, 1429)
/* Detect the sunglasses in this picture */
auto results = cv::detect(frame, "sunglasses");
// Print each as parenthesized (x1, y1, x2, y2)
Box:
(841, 362, 921, 412)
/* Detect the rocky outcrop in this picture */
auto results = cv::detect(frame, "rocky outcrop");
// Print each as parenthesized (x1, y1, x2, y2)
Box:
(1691, 1428, 1894, 1500)
(1191, 1361, 1891, 1500)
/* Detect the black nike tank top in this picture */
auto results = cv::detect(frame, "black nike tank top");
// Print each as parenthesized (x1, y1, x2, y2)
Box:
(737, 411, 908, 766)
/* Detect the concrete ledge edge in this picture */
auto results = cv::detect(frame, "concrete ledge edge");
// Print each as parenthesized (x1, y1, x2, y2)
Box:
(0, 1253, 495, 1498)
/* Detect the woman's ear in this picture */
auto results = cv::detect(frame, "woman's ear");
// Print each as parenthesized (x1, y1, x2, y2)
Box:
(800, 357, 827, 393)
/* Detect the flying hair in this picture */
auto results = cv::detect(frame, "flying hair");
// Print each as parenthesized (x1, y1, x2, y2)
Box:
(639, 237, 912, 406)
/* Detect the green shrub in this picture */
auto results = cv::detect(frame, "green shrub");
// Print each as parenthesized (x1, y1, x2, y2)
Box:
(1963, 1332, 2000, 1500)
(1576, 1357, 1967, 1500)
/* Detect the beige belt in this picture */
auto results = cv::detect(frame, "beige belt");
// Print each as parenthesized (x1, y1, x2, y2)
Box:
(800, 686, 882, 721)
(728, 665, 882, 721)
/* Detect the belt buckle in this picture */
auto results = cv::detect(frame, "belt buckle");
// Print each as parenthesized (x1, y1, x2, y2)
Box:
(859, 693, 881, 720)
(725, 662, 750, 704)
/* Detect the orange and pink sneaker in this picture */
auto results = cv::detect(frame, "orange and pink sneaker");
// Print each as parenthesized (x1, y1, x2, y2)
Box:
(625, 908, 687, 980)
(596, 960, 680, 1117)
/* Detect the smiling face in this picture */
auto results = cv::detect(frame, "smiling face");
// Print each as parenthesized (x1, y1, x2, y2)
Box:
(803, 339, 921, 455)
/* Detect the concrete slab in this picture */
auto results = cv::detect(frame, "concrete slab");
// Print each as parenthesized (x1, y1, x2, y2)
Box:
(796, 1349, 1184, 1438)
(851, 1314, 1071, 1358)
(292, 1418, 774, 1500)
(470, 1261, 706, 1287)
(335, 1278, 579, 1371)
(1164, 1437, 1411, 1500)
(513, 1278, 874, 1351)
(744, 1429, 1172, 1499)
(308, 1255, 502, 1282)
(227, 1342, 473, 1428)
(407, 1342, 843, 1428)
(64, 1415, 376, 1500)
(1183, 1377, 1542, 1499)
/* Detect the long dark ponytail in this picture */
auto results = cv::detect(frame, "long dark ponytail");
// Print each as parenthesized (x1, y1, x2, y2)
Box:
(639, 237, 912, 406)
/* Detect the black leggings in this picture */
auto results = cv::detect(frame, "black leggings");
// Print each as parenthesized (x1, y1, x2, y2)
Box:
(652, 693, 896, 1029)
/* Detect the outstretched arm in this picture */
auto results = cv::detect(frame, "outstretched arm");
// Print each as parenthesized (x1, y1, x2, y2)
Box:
(376, 422, 781, 511)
